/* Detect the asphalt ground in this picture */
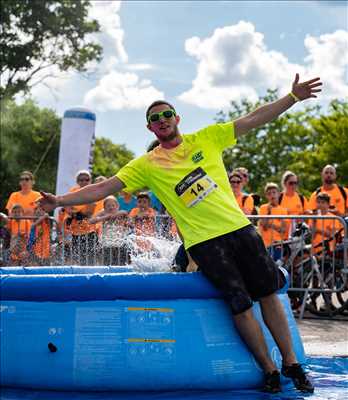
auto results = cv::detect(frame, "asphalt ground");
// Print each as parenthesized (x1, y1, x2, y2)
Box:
(298, 318, 348, 356)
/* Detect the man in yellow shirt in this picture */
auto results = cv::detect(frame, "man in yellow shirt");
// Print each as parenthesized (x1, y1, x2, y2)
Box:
(39, 73, 321, 393)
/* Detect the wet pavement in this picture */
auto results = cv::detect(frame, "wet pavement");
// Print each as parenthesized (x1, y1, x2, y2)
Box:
(298, 318, 348, 356)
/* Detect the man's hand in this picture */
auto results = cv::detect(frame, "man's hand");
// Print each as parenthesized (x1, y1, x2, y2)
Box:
(292, 73, 322, 101)
(37, 192, 59, 213)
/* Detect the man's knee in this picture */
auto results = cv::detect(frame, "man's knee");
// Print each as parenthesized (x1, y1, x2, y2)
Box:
(232, 305, 255, 321)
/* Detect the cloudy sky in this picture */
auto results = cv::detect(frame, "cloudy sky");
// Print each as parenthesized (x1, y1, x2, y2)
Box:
(31, 0, 347, 156)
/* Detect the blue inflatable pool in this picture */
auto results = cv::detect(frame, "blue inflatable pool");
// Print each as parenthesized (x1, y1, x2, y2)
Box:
(0, 267, 305, 391)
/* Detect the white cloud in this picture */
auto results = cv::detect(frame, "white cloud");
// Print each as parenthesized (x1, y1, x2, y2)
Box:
(83, 2, 163, 111)
(304, 30, 348, 98)
(126, 63, 155, 71)
(89, 0, 127, 63)
(178, 22, 348, 109)
(84, 71, 163, 111)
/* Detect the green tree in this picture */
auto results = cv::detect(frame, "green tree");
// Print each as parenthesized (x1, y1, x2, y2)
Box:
(216, 91, 347, 200)
(0, 100, 135, 211)
(0, 0, 102, 100)
(289, 100, 348, 192)
(0, 99, 61, 210)
(92, 138, 134, 178)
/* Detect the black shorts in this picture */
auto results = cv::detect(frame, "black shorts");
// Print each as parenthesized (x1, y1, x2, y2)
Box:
(188, 225, 283, 315)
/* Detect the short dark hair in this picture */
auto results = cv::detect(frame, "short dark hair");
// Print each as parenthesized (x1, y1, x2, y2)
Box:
(147, 139, 160, 152)
(137, 192, 150, 201)
(146, 100, 176, 121)
(316, 192, 330, 203)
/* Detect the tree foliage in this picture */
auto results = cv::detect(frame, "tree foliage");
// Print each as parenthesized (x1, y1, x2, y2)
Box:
(0, 99, 61, 210)
(0, 100, 134, 211)
(92, 138, 135, 179)
(0, 0, 102, 99)
(217, 91, 348, 199)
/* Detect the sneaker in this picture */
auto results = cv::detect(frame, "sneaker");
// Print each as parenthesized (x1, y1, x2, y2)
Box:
(281, 363, 314, 393)
(263, 370, 281, 393)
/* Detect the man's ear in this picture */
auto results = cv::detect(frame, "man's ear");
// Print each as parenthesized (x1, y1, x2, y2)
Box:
(175, 115, 180, 125)
(147, 123, 153, 132)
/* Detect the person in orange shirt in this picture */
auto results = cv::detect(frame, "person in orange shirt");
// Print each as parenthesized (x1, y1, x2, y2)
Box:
(280, 171, 309, 236)
(308, 165, 347, 216)
(6, 171, 42, 217)
(229, 171, 254, 215)
(28, 205, 51, 265)
(259, 183, 289, 248)
(90, 196, 130, 265)
(94, 176, 107, 215)
(129, 192, 156, 253)
(7, 204, 31, 265)
(280, 171, 309, 215)
(69, 170, 98, 265)
(310, 193, 341, 254)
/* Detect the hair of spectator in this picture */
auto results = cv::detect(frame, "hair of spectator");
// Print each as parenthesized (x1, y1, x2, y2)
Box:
(322, 164, 336, 173)
(281, 170, 298, 189)
(234, 167, 248, 176)
(264, 182, 280, 193)
(95, 175, 107, 182)
(316, 192, 330, 203)
(103, 195, 118, 207)
(146, 100, 176, 121)
(75, 170, 91, 180)
(228, 171, 243, 180)
(147, 139, 161, 152)
(20, 170, 34, 181)
(137, 192, 151, 201)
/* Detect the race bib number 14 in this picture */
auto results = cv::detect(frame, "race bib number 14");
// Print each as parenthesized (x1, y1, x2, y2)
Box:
(175, 167, 218, 207)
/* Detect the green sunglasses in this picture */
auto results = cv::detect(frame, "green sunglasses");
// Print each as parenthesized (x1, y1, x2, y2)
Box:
(148, 109, 176, 123)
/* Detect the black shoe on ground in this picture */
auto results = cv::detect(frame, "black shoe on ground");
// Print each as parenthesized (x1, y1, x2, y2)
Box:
(281, 363, 314, 393)
(263, 370, 281, 393)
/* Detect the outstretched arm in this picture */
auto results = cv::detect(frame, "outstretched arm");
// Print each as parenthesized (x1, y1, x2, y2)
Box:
(38, 176, 125, 212)
(234, 74, 322, 136)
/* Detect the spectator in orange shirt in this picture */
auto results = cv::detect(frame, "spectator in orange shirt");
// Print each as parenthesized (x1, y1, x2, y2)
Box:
(280, 171, 309, 215)
(69, 170, 98, 265)
(6, 171, 42, 217)
(310, 193, 341, 254)
(90, 196, 130, 265)
(8, 204, 31, 265)
(308, 165, 347, 216)
(94, 176, 107, 215)
(259, 183, 289, 248)
(28, 205, 51, 265)
(280, 171, 309, 236)
(129, 192, 156, 253)
(234, 167, 250, 193)
(229, 171, 254, 215)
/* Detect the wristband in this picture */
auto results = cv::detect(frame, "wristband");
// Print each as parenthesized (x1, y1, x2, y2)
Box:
(289, 92, 300, 102)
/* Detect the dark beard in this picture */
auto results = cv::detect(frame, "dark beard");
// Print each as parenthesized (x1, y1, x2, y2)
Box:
(159, 126, 179, 142)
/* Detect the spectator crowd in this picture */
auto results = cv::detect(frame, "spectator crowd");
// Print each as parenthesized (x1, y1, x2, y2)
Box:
(0, 164, 347, 268)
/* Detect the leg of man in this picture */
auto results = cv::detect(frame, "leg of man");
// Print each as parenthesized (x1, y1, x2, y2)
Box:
(233, 307, 276, 373)
(189, 232, 278, 373)
(259, 293, 297, 365)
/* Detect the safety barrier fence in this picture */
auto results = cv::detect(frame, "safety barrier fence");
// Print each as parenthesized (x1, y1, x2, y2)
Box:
(1, 214, 347, 318)
(248, 214, 348, 318)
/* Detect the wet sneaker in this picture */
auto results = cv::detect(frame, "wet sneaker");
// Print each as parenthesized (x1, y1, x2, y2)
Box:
(281, 363, 314, 393)
(263, 370, 281, 393)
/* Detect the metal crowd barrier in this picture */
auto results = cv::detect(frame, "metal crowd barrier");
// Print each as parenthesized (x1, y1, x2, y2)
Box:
(1, 214, 347, 318)
(0, 216, 58, 267)
(0, 215, 179, 268)
(248, 214, 348, 318)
